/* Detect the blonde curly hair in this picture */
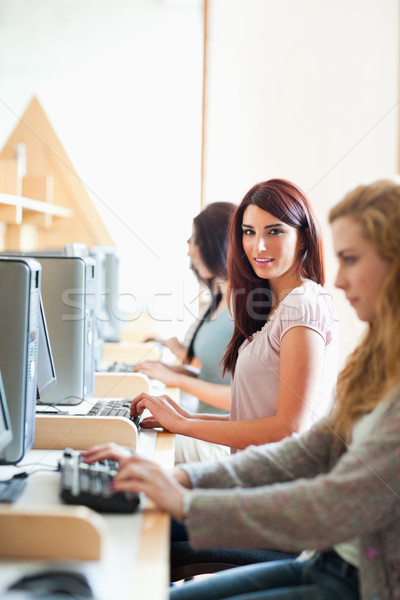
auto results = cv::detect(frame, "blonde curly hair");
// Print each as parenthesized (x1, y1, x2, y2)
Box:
(327, 179, 400, 444)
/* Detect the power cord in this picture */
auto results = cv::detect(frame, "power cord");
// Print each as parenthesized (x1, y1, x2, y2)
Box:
(0, 466, 60, 503)
(0, 465, 59, 483)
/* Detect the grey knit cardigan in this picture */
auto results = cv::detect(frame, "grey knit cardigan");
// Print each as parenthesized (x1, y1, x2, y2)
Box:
(181, 393, 400, 600)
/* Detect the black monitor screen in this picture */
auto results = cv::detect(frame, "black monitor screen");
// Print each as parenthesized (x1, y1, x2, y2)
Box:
(36, 293, 57, 399)
(0, 370, 13, 455)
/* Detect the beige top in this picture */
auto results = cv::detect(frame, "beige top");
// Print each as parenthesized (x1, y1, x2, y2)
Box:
(230, 281, 338, 448)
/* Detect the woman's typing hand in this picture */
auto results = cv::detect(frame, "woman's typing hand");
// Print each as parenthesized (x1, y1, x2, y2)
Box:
(80, 442, 133, 464)
(113, 453, 187, 520)
(134, 361, 181, 387)
(82, 442, 189, 521)
(130, 392, 192, 432)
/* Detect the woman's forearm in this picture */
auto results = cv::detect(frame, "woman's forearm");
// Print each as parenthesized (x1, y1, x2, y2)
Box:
(176, 415, 295, 449)
(191, 412, 230, 421)
(168, 364, 200, 377)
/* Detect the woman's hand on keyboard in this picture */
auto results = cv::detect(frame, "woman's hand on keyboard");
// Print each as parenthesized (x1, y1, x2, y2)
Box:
(134, 361, 180, 387)
(113, 453, 187, 521)
(80, 443, 134, 464)
(130, 393, 192, 433)
(81, 443, 190, 520)
(142, 336, 187, 362)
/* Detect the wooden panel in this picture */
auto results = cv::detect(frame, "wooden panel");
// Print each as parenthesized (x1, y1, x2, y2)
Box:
(136, 512, 171, 598)
(0, 506, 105, 560)
(23, 211, 53, 228)
(5, 223, 39, 251)
(33, 415, 138, 450)
(0, 204, 21, 225)
(136, 432, 175, 597)
(22, 175, 50, 203)
(94, 372, 151, 398)
(37, 218, 70, 248)
(102, 342, 161, 365)
(0, 159, 18, 194)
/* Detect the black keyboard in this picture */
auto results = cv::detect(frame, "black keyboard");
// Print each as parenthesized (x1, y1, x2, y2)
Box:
(59, 448, 140, 513)
(87, 398, 142, 430)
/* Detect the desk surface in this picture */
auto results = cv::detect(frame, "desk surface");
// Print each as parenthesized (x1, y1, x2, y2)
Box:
(0, 429, 174, 600)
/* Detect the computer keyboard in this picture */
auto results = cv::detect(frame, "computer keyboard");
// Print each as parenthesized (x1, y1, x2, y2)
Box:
(59, 448, 140, 513)
(99, 361, 167, 394)
(106, 361, 135, 373)
(87, 398, 142, 430)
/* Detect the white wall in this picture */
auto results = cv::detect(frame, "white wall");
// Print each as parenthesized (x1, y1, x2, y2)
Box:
(0, 0, 398, 356)
(204, 0, 399, 365)
(0, 0, 204, 339)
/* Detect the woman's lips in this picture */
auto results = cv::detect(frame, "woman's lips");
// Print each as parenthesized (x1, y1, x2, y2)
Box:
(253, 257, 274, 265)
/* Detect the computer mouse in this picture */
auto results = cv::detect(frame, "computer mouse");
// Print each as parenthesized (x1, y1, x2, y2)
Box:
(7, 569, 94, 598)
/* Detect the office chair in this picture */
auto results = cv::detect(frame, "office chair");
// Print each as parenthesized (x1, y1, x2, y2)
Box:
(170, 541, 299, 582)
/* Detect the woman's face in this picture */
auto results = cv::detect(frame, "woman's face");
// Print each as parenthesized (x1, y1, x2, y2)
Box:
(241, 205, 302, 295)
(187, 225, 213, 280)
(331, 216, 391, 323)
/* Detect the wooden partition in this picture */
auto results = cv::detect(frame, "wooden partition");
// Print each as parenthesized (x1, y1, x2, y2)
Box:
(0, 506, 105, 560)
(33, 415, 139, 450)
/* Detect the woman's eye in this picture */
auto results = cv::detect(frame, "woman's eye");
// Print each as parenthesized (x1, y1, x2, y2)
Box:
(269, 228, 284, 235)
(242, 228, 255, 235)
(343, 256, 356, 265)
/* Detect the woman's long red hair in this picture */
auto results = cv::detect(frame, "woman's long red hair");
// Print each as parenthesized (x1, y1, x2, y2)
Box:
(223, 179, 324, 376)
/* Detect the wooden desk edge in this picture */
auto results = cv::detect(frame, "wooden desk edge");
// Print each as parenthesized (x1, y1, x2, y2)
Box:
(0, 505, 105, 560)
(136, 431, 175, 595)
(34, 415, 138, 450)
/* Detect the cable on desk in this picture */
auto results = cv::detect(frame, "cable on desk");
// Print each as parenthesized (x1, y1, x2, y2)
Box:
(0, 466, 61, 503)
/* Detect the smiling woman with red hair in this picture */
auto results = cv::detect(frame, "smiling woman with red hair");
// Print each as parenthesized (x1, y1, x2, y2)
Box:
(128, 178, 338, 457)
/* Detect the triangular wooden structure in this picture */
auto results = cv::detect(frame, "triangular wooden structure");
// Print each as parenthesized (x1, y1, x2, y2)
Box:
(0, 96, 114, 250)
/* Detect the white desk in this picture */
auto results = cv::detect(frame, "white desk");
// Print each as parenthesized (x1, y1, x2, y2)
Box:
(0, 429, 174, 600)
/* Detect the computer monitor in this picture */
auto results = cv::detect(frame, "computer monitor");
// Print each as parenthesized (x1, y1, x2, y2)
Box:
(64, 243, 89, 257)
(0, 256, 40, 464)
(34, 256, 96, 405)
(36, 293, 57, 400)
(90, 246, 121, 342)
(0, 371, 13, 455)
(87, 248, 107, 368)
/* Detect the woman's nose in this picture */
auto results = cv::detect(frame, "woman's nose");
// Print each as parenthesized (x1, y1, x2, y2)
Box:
(256, 236, 267, 252)
(334, 268, 345, 290)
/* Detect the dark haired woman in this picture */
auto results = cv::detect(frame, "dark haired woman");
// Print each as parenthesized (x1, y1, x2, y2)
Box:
(135, 202, 236, 462)
(132, 179, 338, 455)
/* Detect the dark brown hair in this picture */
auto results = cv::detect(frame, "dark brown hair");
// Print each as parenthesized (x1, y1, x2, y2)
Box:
(186, 202, 235, 362)
(223, 179, 324, 375)
(191, 202, 235, 285)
